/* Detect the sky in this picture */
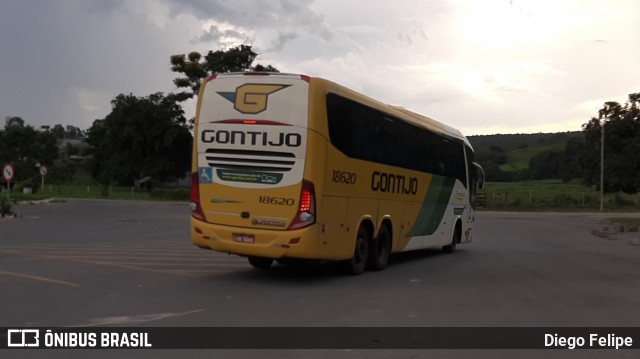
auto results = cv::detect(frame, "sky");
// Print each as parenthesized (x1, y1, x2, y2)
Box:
(0, 0, 638, 136)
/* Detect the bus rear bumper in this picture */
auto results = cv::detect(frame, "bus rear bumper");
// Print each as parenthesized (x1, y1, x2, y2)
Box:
(190, 217, 321, 260)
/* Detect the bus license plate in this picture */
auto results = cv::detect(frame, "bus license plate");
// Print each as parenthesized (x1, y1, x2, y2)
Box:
(233, 233, 255, 243)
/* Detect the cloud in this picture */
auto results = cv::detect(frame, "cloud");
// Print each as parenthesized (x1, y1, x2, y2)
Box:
(0, 0, 200, 127)
(72, 87, 112, 115)
(266, 31, 299, 52)
(1, 0, 638, 136)
(165, 0, 332, 51)
(195, 22, 254, 45)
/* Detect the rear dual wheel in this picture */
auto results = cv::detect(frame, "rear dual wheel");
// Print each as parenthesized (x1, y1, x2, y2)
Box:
(367, 225, 391, 271)
(344, 226, 370, 275)
(345, 224, 392, 275)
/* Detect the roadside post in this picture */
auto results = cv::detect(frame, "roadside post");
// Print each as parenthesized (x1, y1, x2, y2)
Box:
(40, 166, 48, 191)
(3, 163, 14, 201)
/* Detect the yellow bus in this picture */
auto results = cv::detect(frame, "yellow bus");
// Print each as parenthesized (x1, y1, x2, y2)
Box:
(190, 72, 485, 274)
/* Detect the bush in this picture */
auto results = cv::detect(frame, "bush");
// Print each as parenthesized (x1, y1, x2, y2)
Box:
(613, 192, 635, 207)
(149, 188, 189, 201)
(552, 193, 580, 206)
(0, 198, 12, 216)
(14, 178, 40, 194)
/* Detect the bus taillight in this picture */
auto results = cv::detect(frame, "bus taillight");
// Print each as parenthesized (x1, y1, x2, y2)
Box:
(288, 180, 316, 230)
(190, 172, 206, 221)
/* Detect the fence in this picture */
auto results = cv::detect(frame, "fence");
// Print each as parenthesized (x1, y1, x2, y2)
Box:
(35, 185, 189, 201)
(479, 189, 640, 211)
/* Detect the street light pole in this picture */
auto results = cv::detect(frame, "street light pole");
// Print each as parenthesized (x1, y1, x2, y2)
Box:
(600, 107, 607, 212)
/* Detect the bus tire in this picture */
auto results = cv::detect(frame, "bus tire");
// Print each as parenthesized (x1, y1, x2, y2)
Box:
(443, 222, 460, 253)
(367, 225, 391, 271)
(344, 225, 370, 275)
(248, 256, 274, 269)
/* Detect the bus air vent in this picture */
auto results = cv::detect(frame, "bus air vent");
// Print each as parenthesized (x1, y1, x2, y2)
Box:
(205, 149, 296, 172)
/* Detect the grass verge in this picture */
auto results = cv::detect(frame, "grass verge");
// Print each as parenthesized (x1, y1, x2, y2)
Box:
(479, 180, 640, 212)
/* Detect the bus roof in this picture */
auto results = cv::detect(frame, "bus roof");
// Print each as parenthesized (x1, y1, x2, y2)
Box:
(211, 72, 473, 150)
(323, 77, 473, 149)
(387, 105, 471, 148)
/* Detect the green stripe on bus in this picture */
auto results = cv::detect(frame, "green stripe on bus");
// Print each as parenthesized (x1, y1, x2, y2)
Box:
(408, 176, 455, 236)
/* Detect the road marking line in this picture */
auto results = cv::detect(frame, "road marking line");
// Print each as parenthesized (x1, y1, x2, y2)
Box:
(0, 247, 243, 259)
(61, 259, 206, 277)
(0, 250, 246, 276)
(0, 250, 245, 264)
(106, 262, 248, 267)
(0, 250, 201, 277)
(176, 269, 238, 274)
(12, 253, 239, 261)
(0, 270, 80, 287)
(73, 309, 205, 327)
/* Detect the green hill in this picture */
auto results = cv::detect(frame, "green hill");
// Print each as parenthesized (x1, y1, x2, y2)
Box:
(468, 131, 584, 181)
(468, 131, 581, 153)
(499, 143, 565, 172)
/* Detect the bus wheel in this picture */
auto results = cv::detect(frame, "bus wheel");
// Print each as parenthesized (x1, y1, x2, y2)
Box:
(443, 223, 460, 253)
(248, 256, 274, 269)
(367, 225, 391, 271)
(345, 225, 370, 275)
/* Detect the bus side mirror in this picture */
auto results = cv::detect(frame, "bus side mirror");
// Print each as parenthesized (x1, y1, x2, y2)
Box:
(473, 162, 485, 190)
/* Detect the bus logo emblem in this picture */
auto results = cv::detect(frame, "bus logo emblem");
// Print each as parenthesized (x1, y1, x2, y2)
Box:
(217, 84, 290, 115)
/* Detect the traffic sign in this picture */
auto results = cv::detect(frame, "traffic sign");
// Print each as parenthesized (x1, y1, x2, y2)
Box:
(40, 166, 48, 176)
(2, 164, 14, 182)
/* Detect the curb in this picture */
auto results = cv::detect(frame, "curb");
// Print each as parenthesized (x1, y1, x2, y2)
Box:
(15, 198, 57, 205)
(591, 225, 640, 246)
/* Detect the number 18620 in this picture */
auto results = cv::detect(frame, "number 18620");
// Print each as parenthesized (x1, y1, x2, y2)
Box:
(332, 170, 356, 185)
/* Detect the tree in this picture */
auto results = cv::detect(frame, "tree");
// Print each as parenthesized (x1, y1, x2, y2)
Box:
(581, 93, 640, 193)
(0, 123, 58, 190)
(560, 137, 585, 182)
(170, 44, 279, 100)
(529, 151, 562, 180)
(527, 137, 585, 182)
(51, 124, 66, 139)
(86, 93, 192, 193)
(475, 145, 514, 181)
(47, 162, 76, 185)
(5, 116, 24, 128)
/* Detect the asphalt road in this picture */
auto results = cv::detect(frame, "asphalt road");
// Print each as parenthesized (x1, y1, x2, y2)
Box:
(1, 199, 639, 358)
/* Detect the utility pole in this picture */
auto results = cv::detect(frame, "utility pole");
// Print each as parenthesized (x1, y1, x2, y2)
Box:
(600, 105, 608, 212)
